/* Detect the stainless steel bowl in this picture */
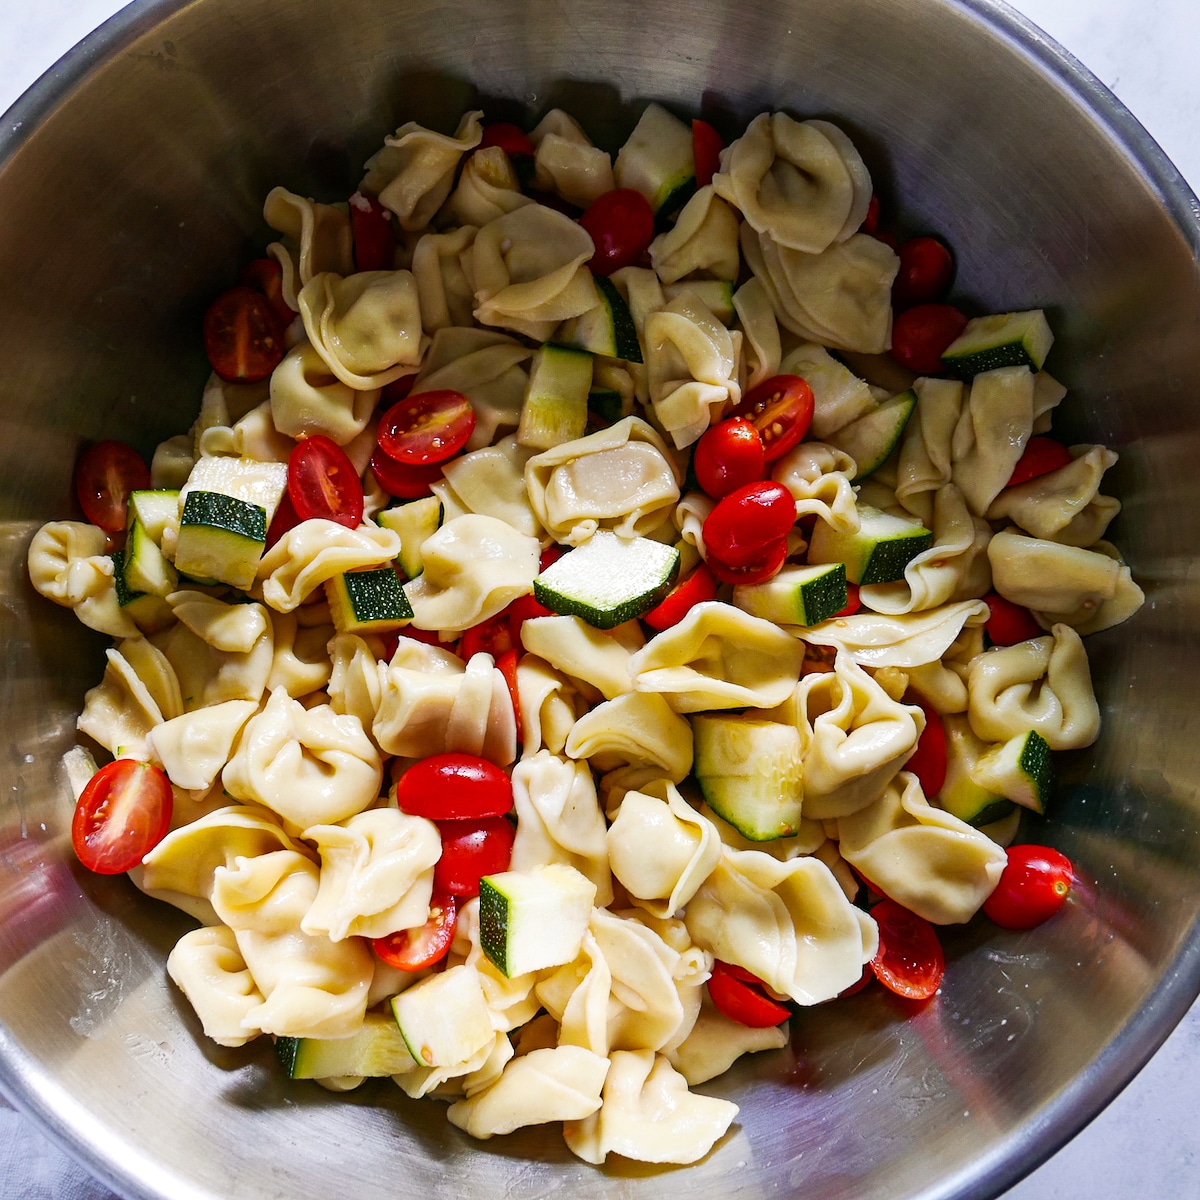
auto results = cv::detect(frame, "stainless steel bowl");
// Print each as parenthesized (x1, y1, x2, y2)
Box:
(1, 0, 1198, 1197)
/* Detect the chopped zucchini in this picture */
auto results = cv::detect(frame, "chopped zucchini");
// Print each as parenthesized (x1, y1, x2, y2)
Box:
(276, 1012, 416, 1080)
(732, 562, 847, 627)
(807, 505, 932, 586)
(692, 714, 804, 841)
(587, 388, 626, 427)
(180, 452, 288, 517)
(826, 390, 917, 481)
(478, 864, 596, 978)
(110, 549, 173, 629)
(391, 965, 494, 1068)
(941, 310, 1054, 380)
(175, 491, 267, 591)
(556, 275, 643, 363)
(662, 280, 736, 324)
(971, 729, 1054, 814)
(325, 566, 413, 634)
(126, 489, 180, 545)
(122, 519, 179, 597)
(517, 343, 594, 450)
(938, 715, 1016, 827)
(533, 531, 679, 629)
(614, 102, 696, 222)
(378, 496, 443, 580)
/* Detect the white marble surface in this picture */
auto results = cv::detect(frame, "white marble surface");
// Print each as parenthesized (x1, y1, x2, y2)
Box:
(0, 0, 1198, 1197)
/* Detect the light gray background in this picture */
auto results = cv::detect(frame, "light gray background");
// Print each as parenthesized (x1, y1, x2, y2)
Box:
(0, 0, 1196, 1197)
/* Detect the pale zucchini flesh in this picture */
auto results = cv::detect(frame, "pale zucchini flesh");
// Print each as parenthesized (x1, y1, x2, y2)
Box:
(556, 276, 643, 363)
(126, 489, 180, 544)
(391, 965, 494, 1068)
(123, 519, 179, 597)
(807, 505, 933, 586)
(326, 566, 413, 633)
(732, 562, 847, 627)
(276, 1012, 417, 1080)
(175, 490, 268, 590)
(379, 496, 443, 580)
(517, 343, 594, 450)
(941, 309, 1053, 380)
(971, 729, 1054, 814)
(613, 102, 696, 218)
(826, 390, 917, 481)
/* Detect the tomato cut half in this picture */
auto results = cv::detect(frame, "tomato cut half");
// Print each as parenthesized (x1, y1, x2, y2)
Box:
(869, 899, 944, 1000)
(459, 613, 516, 660)
(706, 537, 789, 586)
(265, 485, 302, 549)
(892, 235, 955, 310)
(703, 481, 797, 568)
(983, 591, 1043, 646)
(1006, 437, 1073, 487)
(496, 648, 522, 732)
(378, 390, 476, 465)
(393, 753, 514, 821)
(72, 759, 173, 875)
(434, 817, 516, 898)
(372, 890, 457, 971)
(707, 961, 791, 1028)
(506, 592, 554, 643)
(74, 440, 151, 533)
(729, 374, 814, 462)
(480, 122, 534, 158)
(692, 119, 724, 188)
(889, 304, 968, 376)
(643, 563, 719, 631)
(693, 417, 766, 499)
(203, 285, 286, 383)
(983, 844, 1075, 930)
(349, 191, 396, 273)
(370, 446, 446, 500)
(579, 188, 656, 276)
(287, 435, 364, 528)
(239, 257, 294, 327)
(862, 194, 881, 236)
(905, 700, 947, 799)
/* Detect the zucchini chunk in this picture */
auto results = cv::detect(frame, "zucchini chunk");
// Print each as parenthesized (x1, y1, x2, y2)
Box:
(391, 965, 495, 1068)
(662, 280, 736, 324)
(826, 390, 917, 481)
(556, 275, 643, 363)
(175, 491, 268, 591)
(732, 562, 847, 627)
(122, 518, 179, 597)
(807, 505, 933, 586)
(378, 496, 443, 580)
(517, 343, 594, 450)
(126, 489, 180, 545)
(111, 549, 172, 628)
(325, 566, 413, 634)
(276, 1012, 417, 1080)
(613, 101, 697, 222)
(972, 729, 1054, 814)
(938, 715, 1016, 827)
(940, 310, 1053, 380)
(533, 531, 679, 629)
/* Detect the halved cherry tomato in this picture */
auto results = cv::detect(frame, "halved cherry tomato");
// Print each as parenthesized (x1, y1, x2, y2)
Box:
(506, 592, 554, 640)
(434, 817, 515, 898)
(983, 844, 1075, 930)
(832, 582, 861, 618)
(349, 191, 396, 273)
(838, 965, 874, 998)
(370, 446, 446, 499)
(643, 563, 719, 631)
(480, 122, 534, 158)
(540, 545, 565, 572)
(1006, 437, 1073, 487)
(707, 961, 791, 1028)
(693, 418, 766, 499)
(239, 257, 294, 328)
(862, 194, 881, 236)
(372, 890, 457, 971)
(905, 700, 947, 799)
(203, 286, 286, 383)
(706, 537, 789, 585)
(703, 481, 797, 568)
(729, 374, 815, 462)
(579, 188, 656, 276)
(394, 624, 455, 651)
(378, 390, 476, 465)
(869, 899, 944, 1000)
(459, 613, 516, 660)
(265, 486, 302, 549)
(288, 435, 364, 528)
(692, 119, 724, 188)
(892, 236, 955, 310)
(74, 440, 151, 533)
(394, 753, 513, 821)
(983, 591, 1043, 646)
(496, 648, 522, 732)
(72, 759, 173, 875)
(889, 304, 968, 375)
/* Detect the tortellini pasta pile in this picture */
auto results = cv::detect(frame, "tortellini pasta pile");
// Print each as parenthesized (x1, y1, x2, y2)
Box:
(28, 98, 1144, 1172)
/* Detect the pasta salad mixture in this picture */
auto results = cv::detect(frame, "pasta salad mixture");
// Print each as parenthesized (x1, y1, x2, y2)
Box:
(28, 101, 1145, 1166)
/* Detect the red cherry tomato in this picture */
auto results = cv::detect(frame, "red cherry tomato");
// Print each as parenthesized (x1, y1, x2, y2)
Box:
(729, 374, 815, 462)
(983, 591, 1043, 646)
(394, 625, 455, 651)
(643, 563, 720, 631)
(540, 545, 565, 572)
(370, 445, 446, 500)
(579, 188, 656, 276)
(692, 119, 724, 188)
(693, 418, 766, 500)
(203, 286, 286, 383)
(287, 435, 364, 528)
(832, 582, 861, 618)
(265, 486, 302, 549)
(890, 304, 969, 376)
(707, 960, 791, 1028)
(394, 753, 514, 821)
(703, 481, 797, 568)
(892, 236, 955, 310)
(869, 899, 944, 1000)
(862, 194, 881, 236)
(506, 592, 554, 642)
(1006, 437, 1073, 487)
(459, 613, 516, 660)
(349, 191, 396, 273)
(496, 648, 522, 734)
(378, 390, 476, 466)
(706, 537, 789, 585)
(434, 817, 515, 898)
(838, 965, 874, 998)
(73, 441, 151, 533)
(480, 122, 534, 158)
(983, 845, 1075, 930)
(72, 759, 173, 875)
(372, 890, 457, 971)
(239, 257, 294, 328)
(905, 700, 947, 799)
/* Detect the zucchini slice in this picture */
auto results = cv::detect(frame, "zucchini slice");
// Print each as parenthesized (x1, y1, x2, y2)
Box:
(123, 518, 179, 597)
(613, 102, 696, 221)
(517, 343, 594, 450)
(126, 489, 180, 545)
(391, 965, 494, 1068)
(378, 496, 443, 581)
(732, 562, 847, 627)
(276, 1012, 416, 1080)
(175, 490, 268, 591)
(971, 729, 1054, 814)
(556, 275, 643, 363)
(325, 566, 413, 634)
(938, 715, 1016, 827)
(111, 549, 173, 629)
(826, 390, 917, 481)
(533, 531, 679, 629)
(807, 505, 933, 586)
(940, 310, 1054, 380)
